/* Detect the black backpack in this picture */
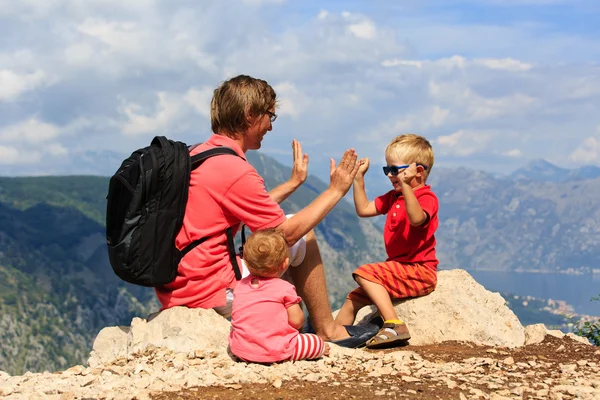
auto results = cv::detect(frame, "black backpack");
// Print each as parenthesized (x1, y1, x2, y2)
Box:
(105, 136, 243, 287)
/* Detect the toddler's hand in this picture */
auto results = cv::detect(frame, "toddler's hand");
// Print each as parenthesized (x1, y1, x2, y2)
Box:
(323, 343, 330, 357)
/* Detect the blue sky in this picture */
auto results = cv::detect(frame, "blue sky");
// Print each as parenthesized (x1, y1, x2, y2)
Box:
(1, 0, 599, 181)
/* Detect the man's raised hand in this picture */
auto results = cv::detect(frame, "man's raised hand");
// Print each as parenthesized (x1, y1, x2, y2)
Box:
(329, 149, 359, 196)
(289, 139, 309, 186)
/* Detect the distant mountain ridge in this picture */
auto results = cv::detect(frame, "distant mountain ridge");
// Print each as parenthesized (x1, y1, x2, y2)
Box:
(510, 159, 600, 183)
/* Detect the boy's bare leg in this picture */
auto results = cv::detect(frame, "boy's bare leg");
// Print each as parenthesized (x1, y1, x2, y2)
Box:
(289, 230, 350, 340)
(355, 276, 398, 321)
(335, 299, 365, 326)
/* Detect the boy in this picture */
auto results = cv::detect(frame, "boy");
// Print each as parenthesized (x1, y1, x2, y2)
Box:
(335, 134, 439, 349)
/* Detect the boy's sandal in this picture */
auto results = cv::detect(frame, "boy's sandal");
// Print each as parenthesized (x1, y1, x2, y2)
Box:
(365, 322, 411, 349)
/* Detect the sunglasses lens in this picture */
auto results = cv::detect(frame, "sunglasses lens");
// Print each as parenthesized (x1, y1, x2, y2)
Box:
(383, 166, 400, 176)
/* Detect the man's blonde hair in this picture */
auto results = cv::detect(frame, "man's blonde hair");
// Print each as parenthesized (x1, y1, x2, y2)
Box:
(211, 75, 277, 137)
(386, 134, 435, 180)
(243, 228, 289, 277)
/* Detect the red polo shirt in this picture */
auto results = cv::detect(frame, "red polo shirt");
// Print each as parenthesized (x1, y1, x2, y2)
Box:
(155, 134, 287, 309)
(375, 186, 439, 269)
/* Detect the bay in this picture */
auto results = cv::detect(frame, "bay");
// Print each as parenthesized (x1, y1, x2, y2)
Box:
(464, 269, 600, 317)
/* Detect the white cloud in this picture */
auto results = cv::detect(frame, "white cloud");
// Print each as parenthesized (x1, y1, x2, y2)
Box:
(77, 19, 145, 55)
(64, 43, 96, 67)
(347, 21, 376, 40)
(0, 118, 60, 142)
(0, 145, 42, 165)
(0, 2, 599, 175)
(0, 69, 48, 101)
(467, 93, 536, 121)
(184, 88, 213, 119)
(273, 82, 311, 118)
(120, 92, 184, 135)
(475, 58, 533, 71)
(0, 146, 21, 164)
(48, 143, 69, 157)
(381, 59, 423, 68)
(569, 126, 600, 164)
(436, 130, 494, 156)
(503, 148, 523, 157)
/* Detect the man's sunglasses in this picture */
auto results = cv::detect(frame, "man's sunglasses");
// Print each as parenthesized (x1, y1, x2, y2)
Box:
(383, 164, 428, 176)
(265, 110, 278, 123)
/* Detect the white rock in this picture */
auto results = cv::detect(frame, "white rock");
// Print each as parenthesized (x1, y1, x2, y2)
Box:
(87, 326, 129, 368)
(88, 307, 231, 367)
(354, 269, 525, 347)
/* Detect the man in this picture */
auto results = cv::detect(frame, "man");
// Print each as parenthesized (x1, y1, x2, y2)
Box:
(155, 75, 375, 346)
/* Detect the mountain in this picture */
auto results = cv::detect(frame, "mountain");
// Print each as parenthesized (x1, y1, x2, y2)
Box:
(510, 159, 600, 182)
(0, 188, 156, 375)
(429, 167, 600, 272)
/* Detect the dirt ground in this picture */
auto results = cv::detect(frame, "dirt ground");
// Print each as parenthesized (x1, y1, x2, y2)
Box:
(152, 336, 599, 400)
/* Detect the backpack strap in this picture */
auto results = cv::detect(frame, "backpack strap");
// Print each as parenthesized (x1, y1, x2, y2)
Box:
(190, 147, 240, 170)
(181, 146, 244, 280)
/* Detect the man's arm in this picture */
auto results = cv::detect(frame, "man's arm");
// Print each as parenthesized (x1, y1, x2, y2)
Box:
(268, 139, 308, 204)
(276, 149, 360, 245)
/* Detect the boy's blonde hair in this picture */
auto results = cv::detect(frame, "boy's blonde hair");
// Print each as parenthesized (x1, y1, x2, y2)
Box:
(385, 134, 435, 180)
(243, 228, 289, 277)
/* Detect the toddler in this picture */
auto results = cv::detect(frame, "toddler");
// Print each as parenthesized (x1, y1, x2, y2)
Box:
(229, 228, 330, 362)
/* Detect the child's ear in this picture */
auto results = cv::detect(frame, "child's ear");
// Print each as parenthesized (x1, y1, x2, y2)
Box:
(281, 257, 290, 270)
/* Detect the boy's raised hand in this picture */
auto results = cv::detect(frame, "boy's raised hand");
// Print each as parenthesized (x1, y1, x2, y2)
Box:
(356, 158, 370, 179)
(329, 149, 359, 196)
(289, 139, 309, 186)
(401, 163, 418, 184)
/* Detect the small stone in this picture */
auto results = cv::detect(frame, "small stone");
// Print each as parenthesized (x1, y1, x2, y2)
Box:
(402, 376, 420, 383)
(225, 384, 242, 390)
(556, 345, 566, 352)
(272, 378, 282, 388)
(502, 357, 515, 365)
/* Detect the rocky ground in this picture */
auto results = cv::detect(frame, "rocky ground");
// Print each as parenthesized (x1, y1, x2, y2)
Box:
(1, 335, 598, 400)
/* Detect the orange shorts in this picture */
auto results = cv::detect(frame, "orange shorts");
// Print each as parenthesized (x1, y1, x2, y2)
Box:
(347, 261, 437, 305)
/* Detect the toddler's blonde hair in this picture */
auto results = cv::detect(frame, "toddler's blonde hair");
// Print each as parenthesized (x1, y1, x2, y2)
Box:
(243, 228, 289, 277)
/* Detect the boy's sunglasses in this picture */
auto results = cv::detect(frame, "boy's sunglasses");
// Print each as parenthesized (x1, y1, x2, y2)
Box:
(383, 164, 428, 176)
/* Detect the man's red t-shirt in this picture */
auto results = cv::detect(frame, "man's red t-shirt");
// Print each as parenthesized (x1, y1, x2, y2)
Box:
(374, 186, 439, 269)
(155, 134, 287, 309)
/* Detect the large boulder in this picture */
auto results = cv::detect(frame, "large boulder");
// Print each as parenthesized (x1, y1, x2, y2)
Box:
(353, 269, 526, 347)
(88, 307, 230, 367)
